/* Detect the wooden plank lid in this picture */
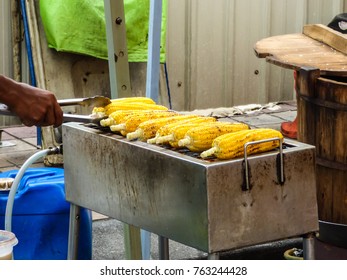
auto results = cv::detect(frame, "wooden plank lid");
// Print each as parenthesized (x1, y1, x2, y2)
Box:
(254, 24, 347, 76)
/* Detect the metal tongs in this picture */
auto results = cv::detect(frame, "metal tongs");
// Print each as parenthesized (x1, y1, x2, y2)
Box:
(57, 96, 111, 107)
(0, 95, 111, 123)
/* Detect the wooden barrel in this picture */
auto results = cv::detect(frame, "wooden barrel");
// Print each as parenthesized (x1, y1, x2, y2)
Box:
(296, 68, 347, 228)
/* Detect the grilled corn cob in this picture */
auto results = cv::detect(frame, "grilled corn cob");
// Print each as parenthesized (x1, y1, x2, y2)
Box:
(91, 97, 156, 118)
(200, 128, 283, 160)
(148, 117, 217, 144)
(104, 102, 168, 116)
(126, 114, 200, 141)
(110, 110, 179, 136)
(110, 97, 156, 104)
(91, 106, 106, 118)
(178, 122, 250, 152)
(100, 110, 145, 127)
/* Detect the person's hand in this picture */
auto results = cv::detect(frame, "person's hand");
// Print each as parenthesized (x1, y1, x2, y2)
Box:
(0, 75, 63, 127)
(9, 83, 63, 127)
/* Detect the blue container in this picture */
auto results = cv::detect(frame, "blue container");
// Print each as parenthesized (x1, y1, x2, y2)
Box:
(0, 167, 92, 260)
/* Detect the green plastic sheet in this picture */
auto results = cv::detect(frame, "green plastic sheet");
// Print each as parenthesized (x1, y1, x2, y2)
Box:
(39, 0, 167, 62)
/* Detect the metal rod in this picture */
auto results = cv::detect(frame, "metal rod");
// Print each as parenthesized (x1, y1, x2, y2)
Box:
(104, 0, 131, 98)
(123, 224, 142, 260)
(0, 130, 16, 148)
(158, 236, 169, 260)
(19, 0, 42, 146)
(67, 203, 81, 260)
(146, 0, 163, 103)
(141, 230, 151, 260)
(279, 138, 284, 183)
(244, 137, 283, 190)
(303, 232, 316, 260)
(208, 253, 220, 260)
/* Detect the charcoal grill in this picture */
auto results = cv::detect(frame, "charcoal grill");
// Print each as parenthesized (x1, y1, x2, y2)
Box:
(62, 122, 319, 259)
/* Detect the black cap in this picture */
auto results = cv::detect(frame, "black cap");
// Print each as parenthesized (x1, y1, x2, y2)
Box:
(327, 13, 347, 34)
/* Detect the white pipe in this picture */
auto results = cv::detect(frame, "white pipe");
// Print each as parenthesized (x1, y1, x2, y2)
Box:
(4, 149, 53, 232)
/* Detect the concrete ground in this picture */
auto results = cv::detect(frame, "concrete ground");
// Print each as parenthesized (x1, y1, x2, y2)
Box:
(1, 101, 347, 260)
(91, 216, 303, 260)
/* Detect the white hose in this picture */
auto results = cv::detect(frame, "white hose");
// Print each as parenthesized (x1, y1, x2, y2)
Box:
(4, 148, 54, 232)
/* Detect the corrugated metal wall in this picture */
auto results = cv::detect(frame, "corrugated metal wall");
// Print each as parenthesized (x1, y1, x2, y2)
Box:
(1, 0, 346, 116)
(166, 0, 347, 110)
(0, 0, 12, 77)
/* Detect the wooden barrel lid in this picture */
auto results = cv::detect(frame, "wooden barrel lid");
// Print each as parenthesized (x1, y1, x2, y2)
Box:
(254, 24, 347, 76)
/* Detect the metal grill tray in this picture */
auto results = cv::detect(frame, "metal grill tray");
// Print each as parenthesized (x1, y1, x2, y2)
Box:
(63, 122, 318, 253)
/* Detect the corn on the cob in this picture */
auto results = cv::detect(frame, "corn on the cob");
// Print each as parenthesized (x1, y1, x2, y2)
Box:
(200, 128, 283, 160)
(104, 102, 168, 116)
(110, 110, 179, 136)
(178, 122, 250, 152)
(110, 97, 156, 104)
(126, 114, 201, 141)
(90, 107, 106, 118)
(91, 97, 156, 117)
(100, 110, 146, 127)
(148, 117, 217, 144)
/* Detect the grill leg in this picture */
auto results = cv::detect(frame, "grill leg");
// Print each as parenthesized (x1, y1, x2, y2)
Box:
(123, 224, 142, 259)
(303, 232, 316, 260)
(208, 253, 220, 260)
(159, 236, 169, 260)
(141, 230, 151, 259)
(68, 203, 81, 260)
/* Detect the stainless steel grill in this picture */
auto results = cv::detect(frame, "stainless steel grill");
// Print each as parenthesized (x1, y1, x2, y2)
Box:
(63, 122, 319, 254)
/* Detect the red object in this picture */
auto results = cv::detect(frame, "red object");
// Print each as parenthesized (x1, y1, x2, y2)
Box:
(281, 71, 298, 139)
(281, 117, 297, 139)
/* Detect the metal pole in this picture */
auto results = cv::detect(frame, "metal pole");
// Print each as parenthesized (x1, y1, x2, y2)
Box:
(303, 232, 316, 260)
(145, 0, 163, 103)
(67, 203, 81, 260)
(141, 229, 151, 260)
(104, 0, 143, 260)
(104, 0, 131, 98)
(208, 253, 220, 260)
(123, 224, 142, 260)
(158, 236, 169, 260)
(142, 0, 164, 258)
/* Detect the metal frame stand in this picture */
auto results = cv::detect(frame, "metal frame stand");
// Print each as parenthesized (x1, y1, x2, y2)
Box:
(141, 0, 164, 259)
(67, 204, 81, 260)
(68, 0, 164, 260)
(303, 232, 316, 260)
(159, 236, 169, 260)
(104, 0, 142, 260)
(145, 0, 163, 103)
(104, 0, 131, 98)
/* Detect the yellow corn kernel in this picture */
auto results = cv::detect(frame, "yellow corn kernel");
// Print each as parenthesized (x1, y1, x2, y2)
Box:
(104, 102, 168, 116)
(92, 107, 105, 113)
(126, 114, 200, 141)
(110, 110, 179, 136)
(110, 97, 156, 104)
(92, 97, 154, 116)
(90, 107, 106, 118)
(100, 110, 146, 127)
(178, 122, 250, 152)
(200, 128, 284, 160)
(149, 117, 217, 145)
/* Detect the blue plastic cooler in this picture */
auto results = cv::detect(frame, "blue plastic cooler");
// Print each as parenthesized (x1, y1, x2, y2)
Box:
(0, 168, 92, 260)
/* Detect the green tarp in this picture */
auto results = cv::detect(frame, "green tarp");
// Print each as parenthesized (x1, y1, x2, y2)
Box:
(39, 0, 167, 62)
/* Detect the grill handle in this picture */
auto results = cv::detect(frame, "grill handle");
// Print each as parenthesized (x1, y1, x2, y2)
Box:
(243, 137, 284, 191)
